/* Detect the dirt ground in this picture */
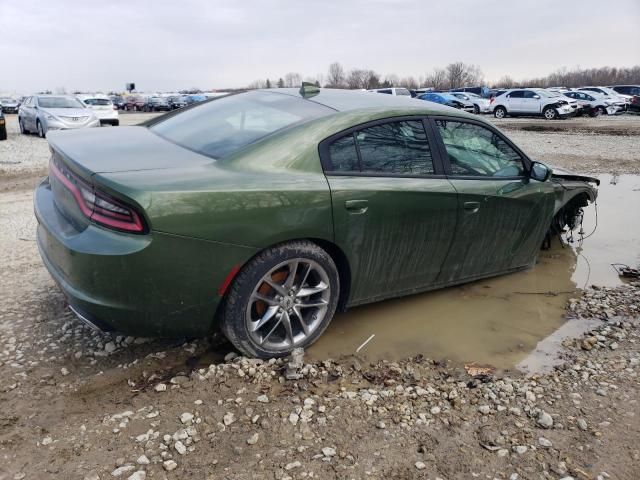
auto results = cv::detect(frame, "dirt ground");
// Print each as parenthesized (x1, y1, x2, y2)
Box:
(0, 112, 639, 480)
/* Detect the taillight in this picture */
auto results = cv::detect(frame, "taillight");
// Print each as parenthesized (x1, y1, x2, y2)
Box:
(50, 159, 146, 233)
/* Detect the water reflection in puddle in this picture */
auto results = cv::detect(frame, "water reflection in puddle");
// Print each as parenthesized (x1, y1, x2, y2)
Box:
(309, 175, 640, 370)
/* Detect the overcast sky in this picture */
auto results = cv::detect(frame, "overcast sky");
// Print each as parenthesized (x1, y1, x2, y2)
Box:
(1, 0, 638, 93)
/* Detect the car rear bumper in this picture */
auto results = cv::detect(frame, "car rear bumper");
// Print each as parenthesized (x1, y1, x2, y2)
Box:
(34, 177, 256, 337)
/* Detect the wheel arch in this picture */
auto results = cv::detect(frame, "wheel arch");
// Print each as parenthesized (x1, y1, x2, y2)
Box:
(213, 237, 352, 327)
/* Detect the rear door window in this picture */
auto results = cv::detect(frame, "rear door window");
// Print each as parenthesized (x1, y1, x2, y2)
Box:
(435, 120, 525, 178)
(326, 120, 435, 176)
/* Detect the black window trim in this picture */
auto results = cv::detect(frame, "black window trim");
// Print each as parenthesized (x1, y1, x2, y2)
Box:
(427, 115, 532, 181)
(318, 115, 447, 179)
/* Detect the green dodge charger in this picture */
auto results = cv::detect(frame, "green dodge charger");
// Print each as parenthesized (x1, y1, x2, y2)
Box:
(35, 86, 598, 358)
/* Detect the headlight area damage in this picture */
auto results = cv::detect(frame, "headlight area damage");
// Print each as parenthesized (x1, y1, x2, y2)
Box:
(544, 167, 600, 248)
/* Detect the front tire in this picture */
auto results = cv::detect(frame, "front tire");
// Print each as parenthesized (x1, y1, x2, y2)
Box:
(493, 106, 507, 119)
(473, 104, 480, 114)
(220, 241, 340, 359)
(36, 120, 45, 138)
(19, 117, 27, 134)
(543, 107, 558, 120)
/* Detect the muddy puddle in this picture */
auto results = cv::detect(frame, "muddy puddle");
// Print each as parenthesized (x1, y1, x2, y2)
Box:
(309, 174, 640, 371)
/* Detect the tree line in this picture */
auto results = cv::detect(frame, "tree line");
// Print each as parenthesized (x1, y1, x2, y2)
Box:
(248, 62, 640, 91)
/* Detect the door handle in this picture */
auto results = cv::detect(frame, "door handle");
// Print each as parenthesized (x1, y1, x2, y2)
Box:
(463, 201, 480, 213)
(345, 199, 368, 213)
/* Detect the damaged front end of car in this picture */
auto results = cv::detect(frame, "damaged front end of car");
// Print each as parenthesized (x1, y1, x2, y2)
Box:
(542, 166, 599, 248)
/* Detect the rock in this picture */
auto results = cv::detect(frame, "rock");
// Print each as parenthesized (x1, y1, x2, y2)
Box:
(415, 461, 426, 470)
(41, 436, 53, 446)
(322, 447, 336, 457)
(577, 418, 588, 431)
(497, 449, 509, 457)
(127, 472, 146, 480)
(288, 413, 299, 426)
(174, 441, 187, 455)
(430, 406, 441, 415)
(163, 460, 178, 471)
(136, 455, 150, 465)
(84, 473, 100, 480)
(257, 394, 269, 403)
(111, 466, 135, 477)
(478, 405, 491, 415)
(538, 437, 553, 448)
(285, 461, 301, 470)
(537, 411, 554, 429)
(247, 433, 259, 445)
(180, 412, 194, 424)
(376, 421, 386, 429)
(154, 383, 167, 392)
(223, 412, 236, 426)
(513, 445, 528, 455)
(60, 367, 69, 376)
(105, 342, 117, 353)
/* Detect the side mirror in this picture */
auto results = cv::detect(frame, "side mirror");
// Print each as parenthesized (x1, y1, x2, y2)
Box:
(533, 95, 540, 99)
(530, 161, 552, 182)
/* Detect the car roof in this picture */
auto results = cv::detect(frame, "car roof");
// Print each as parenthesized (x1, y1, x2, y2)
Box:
(265, 87, 453, 115)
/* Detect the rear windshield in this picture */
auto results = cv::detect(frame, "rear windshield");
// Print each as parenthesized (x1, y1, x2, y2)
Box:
(84, 98, 112, 106)
(150, 91, 333, 159)
(38, 96, 85, 108)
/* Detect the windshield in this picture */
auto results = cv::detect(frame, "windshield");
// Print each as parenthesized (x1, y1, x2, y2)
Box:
(537, 90, 559, 98)
(150, 91, 333, 159)
(38, 96, 85, 108)
(84, 98, 112, 106)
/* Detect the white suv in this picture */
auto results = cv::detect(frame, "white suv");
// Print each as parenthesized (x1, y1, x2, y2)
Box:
(367, 87, 412, 96)
(77, 95, 119, 126)
(490, 88, 575, 119)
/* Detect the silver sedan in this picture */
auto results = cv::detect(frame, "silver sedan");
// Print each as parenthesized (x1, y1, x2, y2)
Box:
(18, 95, 99, 137)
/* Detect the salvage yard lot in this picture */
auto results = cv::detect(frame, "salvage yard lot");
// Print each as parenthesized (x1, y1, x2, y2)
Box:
(0, 112, 639, 479)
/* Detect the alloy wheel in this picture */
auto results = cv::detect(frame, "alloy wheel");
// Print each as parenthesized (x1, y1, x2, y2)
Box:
(544, 108, 557, 120)
(245, 258, 331, 351)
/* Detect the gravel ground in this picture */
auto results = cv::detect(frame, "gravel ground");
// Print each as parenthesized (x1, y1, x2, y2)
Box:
(0, 111, 639, 480)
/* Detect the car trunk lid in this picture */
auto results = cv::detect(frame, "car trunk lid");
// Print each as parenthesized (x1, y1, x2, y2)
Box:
(46, 126, 213, 231)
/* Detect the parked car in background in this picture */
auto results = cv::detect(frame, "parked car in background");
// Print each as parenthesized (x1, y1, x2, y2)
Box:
(78, 95, 119, 126)
(34, 87, 598, 358)
(577, 87, 629, 111)
(490, 88, 575, 119)
(449, 86, 491, 98)
(0, 110, 6, 141)
(18, 95, 99, 137)
(488, 89, 507, 99)
(417, 92, 475, 113)
(563, 91, 618, 116)
(0, 97, 20, 113)
(449, 91, 490, 114)
(124, 96, 146, 111)
(143, 96, 171, 112)
(109, 95, 126, 110)
(184, 94, 207, 106)
(609, 85, 640, 111)
(167, 95, 188, 110)
(367, 87, 412, 96)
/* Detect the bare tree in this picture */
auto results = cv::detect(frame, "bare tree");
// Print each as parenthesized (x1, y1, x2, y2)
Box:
(284, 72, 302, 87)
(423, 68, 448, 90)
(445, 62, 483, 89)
(326, 62, 346, 88)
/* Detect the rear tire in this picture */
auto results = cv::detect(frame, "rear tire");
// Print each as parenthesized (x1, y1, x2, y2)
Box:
(220, 241, 340, 359)
(493, 106, 507, 119)
(543, 107, 558, 120)
(0, 126, 6, 141)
